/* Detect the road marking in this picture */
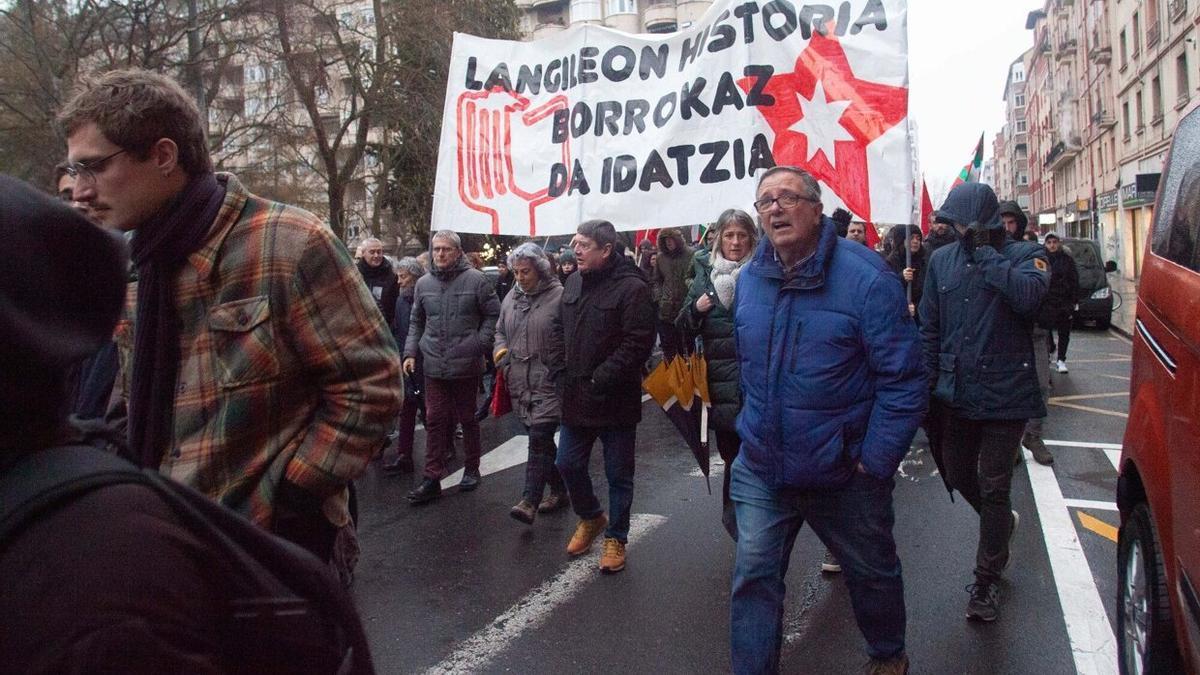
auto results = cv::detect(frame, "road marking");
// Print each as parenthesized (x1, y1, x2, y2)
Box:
(1062, 357, 1131, 363)
(1024, 459, 1119, 674)
(1104, 450, 1121, 472)
(1047, 400, 1129, 419)
(440, 432, 559, 489)
(1096, 373, 1131, 382)
(1108, 330, 1133, 346)
(1077, 512, 1119, 543)
(1042, 440, 1123, 450)
(1064, 498, 1119, 512)
(424, 513, 669, 674)
(642, 393, 652, 403)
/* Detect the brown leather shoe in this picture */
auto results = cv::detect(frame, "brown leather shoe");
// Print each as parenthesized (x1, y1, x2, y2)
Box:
(566, 514, 607, 556)
(599, 537, 626, 573)
(537, 491, 569, 513)
(509, 499, 536, 525)
(865, 652, 909, 675)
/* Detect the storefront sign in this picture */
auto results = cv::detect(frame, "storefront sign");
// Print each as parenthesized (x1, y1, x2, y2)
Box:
(1097, 190, 1118, 211)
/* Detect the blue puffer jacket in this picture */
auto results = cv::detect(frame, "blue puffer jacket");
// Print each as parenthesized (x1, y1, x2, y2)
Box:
(734, 217, 926, 489)
(919, 238, 1050, 420)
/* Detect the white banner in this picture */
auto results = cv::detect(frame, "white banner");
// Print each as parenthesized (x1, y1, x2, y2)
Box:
(432, 0, 911, 236)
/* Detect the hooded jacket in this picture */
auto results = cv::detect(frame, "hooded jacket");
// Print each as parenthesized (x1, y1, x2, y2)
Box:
(557, 254, 655, 427)
(651, 228, 692, 322)
(405, 253, 501, 380)
(494, 275, 564, 427)
(733, 216, 926, 488)
(884, 226, 927, 314)
(1038, 246, 1080, 323)
(676, 248, 742, 433)
(919, 183, 1051, 420)
(996, 200, 1029, 240)
(357, 257, 399, 321)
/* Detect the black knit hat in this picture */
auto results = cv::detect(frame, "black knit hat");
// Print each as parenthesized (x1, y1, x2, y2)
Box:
(0, 174, 127, 371)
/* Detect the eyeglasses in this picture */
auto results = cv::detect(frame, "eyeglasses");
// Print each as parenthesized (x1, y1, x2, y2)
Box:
(753, 192, 817, 213)
(64, 149, 126, 184)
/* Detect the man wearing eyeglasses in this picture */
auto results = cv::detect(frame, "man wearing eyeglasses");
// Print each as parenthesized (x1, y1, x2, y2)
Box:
(58, 68, 403, 563)
(729, 166, 924, 674)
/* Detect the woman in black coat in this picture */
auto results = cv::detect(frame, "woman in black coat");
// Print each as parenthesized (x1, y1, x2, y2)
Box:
(675, 209, 756, 540)
(885, 225, 927, 324)
(383, 257, 426, 474)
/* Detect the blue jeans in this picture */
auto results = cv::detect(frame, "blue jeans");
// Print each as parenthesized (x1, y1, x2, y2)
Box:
(729, 456, 905, 673)
(554, 424, 636, 543)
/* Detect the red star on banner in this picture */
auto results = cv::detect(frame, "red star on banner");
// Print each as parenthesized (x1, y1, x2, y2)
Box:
(739, 31, 908, 223)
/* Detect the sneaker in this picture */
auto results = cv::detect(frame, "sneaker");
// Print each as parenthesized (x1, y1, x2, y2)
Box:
(1055, 359, 1068, 373)
(566, 514, 608, 556)
(865, 652, 909, 675)
(1022, 434, 1054, 465)
(1004, 510, 1020, 573)
(821, 549, 842, 574)
(537, 491, 569, 513)
(458, 469, 481, 492)
(965, 581, 1001, 622)
(509, 499, 536, 525)
(599, 537, 626, 573)
(406, 478, 442, 505)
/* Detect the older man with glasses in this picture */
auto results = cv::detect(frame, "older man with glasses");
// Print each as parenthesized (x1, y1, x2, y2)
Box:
(728, 166, 924, 674)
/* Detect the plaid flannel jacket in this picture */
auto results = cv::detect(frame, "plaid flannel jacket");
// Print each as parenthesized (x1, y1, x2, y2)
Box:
(112, 174, 403, 527)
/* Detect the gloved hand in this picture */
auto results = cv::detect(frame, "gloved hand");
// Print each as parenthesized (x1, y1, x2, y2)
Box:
(960, 224, 991, 254)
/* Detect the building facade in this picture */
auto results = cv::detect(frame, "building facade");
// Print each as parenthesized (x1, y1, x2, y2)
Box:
(1018, 0, 1199, 280)
(995, 52, 1032, 214)
(517, 0, 714, 38)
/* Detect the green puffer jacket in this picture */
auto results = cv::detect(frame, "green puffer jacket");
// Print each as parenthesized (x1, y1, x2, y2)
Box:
(675, 249, 741, 433)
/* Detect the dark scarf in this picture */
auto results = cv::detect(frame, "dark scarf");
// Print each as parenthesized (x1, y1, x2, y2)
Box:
(125, 173, 226, 468)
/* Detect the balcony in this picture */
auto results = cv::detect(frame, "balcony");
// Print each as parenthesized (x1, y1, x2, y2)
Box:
(1092, 110, 1117, 129)
(1147, 23, 1161, 47)
(643, 2, 677, 31)
(1044, 135, 1082, 172)
(1056, 36, 1077, 59)
(1169, 0, 1187, 22)
(1089, 38, 1111, 64)
(531, 0, 563, 8)
(532, 20, 566, 38)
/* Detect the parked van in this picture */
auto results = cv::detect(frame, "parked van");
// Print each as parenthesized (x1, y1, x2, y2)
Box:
(1117, 106, 1200, 674)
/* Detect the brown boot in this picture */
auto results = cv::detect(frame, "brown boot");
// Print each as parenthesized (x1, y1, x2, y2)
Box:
(509, 499, 536, 525)
(865, 652, 909, 675)
(599, 537, 626, 573)
(566, 514, 607, 556)
(537, 491, 569, 513)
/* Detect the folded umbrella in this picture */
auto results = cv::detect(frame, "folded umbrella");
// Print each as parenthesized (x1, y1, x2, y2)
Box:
(643, 354, 710, 492)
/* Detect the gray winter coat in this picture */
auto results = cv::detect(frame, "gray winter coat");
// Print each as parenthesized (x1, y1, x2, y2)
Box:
(494, 276, 564, 427)
(405, 254, 501, 380)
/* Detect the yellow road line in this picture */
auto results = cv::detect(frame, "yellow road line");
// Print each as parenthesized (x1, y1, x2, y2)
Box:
(1077, 512, 1118, 542)
(1047, 400, 1130, 418)
(1048, 392, 1129, 402)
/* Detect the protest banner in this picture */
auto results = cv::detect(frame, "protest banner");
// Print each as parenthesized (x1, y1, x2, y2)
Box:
(431, 0, 912, 236)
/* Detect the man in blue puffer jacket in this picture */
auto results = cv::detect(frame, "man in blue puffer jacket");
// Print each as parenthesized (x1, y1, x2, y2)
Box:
(918, 182, 1049, 624)
(730, 166, 925, 675)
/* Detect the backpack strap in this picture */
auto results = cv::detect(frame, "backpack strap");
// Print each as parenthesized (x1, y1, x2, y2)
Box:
(0, 445, 147, 545)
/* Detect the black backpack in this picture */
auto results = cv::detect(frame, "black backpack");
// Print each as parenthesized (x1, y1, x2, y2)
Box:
(0, 445, 375, 675)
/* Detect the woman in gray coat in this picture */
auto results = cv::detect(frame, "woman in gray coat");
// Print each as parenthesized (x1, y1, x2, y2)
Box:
(494, 243, 568, 524)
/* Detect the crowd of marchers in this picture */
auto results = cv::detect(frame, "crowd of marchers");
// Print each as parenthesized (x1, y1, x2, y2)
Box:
(0, 67, 1087, 675)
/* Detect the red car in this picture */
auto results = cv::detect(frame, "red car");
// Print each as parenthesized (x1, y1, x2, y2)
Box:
(1117, 105, 1200, 674)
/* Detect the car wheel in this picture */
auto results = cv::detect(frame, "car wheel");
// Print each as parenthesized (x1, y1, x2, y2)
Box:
(1117, 502, 1180, 674)
(1097, 315, 1112, 330)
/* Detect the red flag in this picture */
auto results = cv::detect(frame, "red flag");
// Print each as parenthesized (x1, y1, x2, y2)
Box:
(920, 180, 934, 236)
(634, 229, 659, 247)
(865, 221, 880, 250)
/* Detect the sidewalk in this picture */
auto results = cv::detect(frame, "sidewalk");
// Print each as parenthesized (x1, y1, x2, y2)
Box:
(1107, 273, 1137, 339)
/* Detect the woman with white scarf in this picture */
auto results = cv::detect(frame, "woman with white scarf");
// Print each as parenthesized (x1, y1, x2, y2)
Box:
(676, 209, 756, 540)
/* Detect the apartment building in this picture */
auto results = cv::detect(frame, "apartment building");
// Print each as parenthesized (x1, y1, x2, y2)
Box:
(517, 0, 714, 38)
(995, 53, 1032, 214)
(1018, 0, 1199, 279)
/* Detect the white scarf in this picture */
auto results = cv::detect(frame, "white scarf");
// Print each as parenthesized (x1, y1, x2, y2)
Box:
(710, 249, 747, 309)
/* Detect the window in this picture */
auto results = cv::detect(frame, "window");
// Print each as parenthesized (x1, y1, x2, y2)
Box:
(1016, 119, 1027, 133)
(245, 62, 266, 84)
(607, 0, 637, 14)
(1178, 53, 1191, 104)
(1133, 12, 1141, 55)
(1152, 76, 1164, 121)
(1015, 93, 1026, 107)
(1136, 90, 1145, 130)
(1120, 29, 1128, 67)
(1013, 68, 1025, 83)
(1152, 164, 1200, 272)
(1018, 172, 1029, 186)
(1123, 100, 1132, 138)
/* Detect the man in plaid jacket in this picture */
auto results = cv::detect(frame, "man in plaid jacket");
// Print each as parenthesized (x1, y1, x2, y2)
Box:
(60, 68, 402, 561)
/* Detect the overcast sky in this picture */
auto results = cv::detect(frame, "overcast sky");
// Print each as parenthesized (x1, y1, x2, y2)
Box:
(908, 1, 1040, 201)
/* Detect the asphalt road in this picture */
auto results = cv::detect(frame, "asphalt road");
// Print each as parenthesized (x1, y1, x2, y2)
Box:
(352, 327, 1130, 674)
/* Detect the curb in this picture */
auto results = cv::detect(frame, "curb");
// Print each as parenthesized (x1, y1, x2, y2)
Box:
(1110, 324, 1134, 341)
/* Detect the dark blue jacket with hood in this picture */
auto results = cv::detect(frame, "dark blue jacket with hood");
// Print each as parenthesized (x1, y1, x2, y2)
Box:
(918, 183, 1050, 420)
(733, 215, 926, 488)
